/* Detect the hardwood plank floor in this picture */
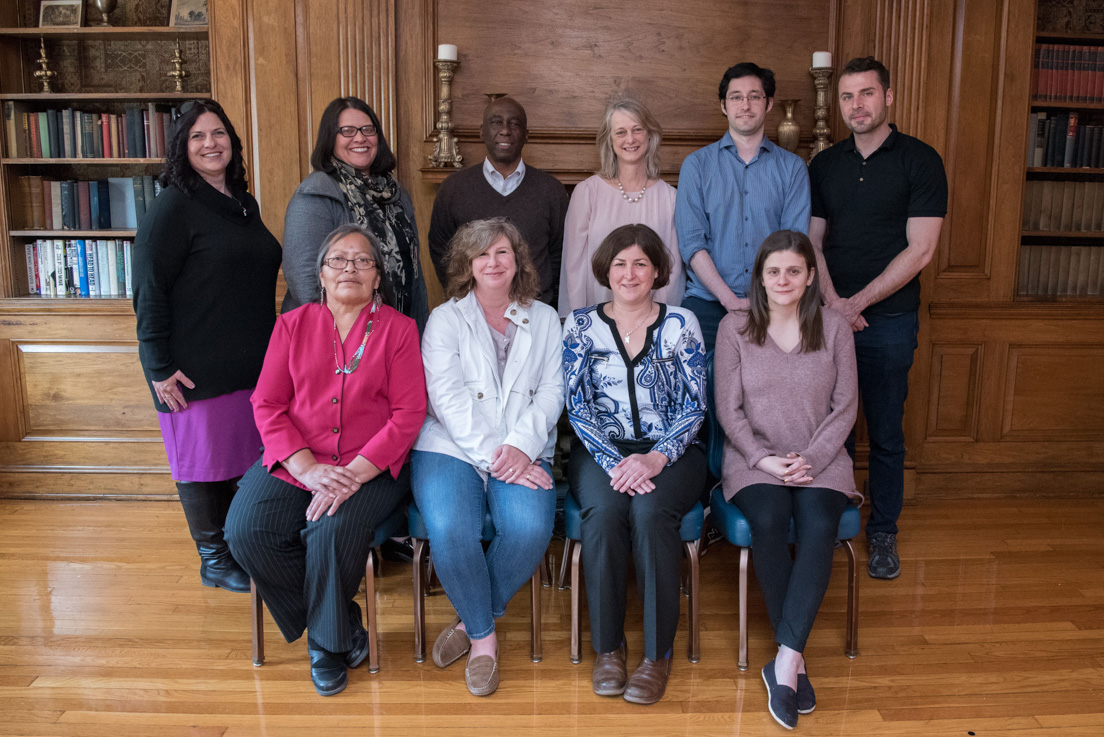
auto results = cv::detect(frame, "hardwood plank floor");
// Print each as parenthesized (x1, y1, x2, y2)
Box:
(1, 497, 1102, 736)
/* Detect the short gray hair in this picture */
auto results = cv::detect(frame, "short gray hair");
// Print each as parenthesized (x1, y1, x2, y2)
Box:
(316, 223, 394, 307)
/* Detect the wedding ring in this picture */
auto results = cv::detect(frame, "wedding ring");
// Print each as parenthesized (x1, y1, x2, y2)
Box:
(508, 468, 515, 474)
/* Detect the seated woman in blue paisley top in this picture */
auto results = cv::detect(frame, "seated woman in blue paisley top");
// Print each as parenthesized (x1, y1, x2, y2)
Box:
(562, 223, 708, 706)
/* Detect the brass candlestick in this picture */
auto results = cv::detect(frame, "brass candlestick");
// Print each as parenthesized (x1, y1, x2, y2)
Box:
(429, 59, 463, 168)
(808, 67, 833, 162)
(167, 39, 189, 93)
(34, 38, 57, 94)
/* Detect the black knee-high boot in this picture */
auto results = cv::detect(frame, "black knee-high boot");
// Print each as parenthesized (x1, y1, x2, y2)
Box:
(176, 480, 251, 593)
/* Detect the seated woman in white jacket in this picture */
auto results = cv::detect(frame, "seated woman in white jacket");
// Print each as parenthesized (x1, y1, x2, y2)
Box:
(411, 217, 564, 697)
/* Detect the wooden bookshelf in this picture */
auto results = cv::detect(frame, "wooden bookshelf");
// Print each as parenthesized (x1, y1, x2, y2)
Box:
(1, 93, 211, 102)
(9, 230, 137, 237)
(0, 27, 208, 40)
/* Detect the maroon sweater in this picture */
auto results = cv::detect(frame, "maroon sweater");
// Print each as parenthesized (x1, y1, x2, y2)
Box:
(427, 164, 569, 307)
(714, 308, 862, 502)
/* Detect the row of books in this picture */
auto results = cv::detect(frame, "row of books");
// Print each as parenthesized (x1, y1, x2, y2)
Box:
(25, 239, 133, 298)
(1025, 111, 1104, 168)
(1021, 179, 1104, 232)
(2, 102, 178, 160)
(1031, 43, 1104, 102)
(1018, 245, 1104, 296)
(10, 175, 160, 231)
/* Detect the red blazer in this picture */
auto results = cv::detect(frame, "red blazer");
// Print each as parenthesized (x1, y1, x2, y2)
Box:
(252, 302, 427, 490)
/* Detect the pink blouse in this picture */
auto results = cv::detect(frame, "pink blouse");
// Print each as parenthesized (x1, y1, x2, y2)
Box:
(558, 175, 685, 317)
(252, 302, 427, 490)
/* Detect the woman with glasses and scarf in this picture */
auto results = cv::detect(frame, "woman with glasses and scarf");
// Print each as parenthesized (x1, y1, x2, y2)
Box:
(283, 97, 429, 333)
(133, 99, 281, 595)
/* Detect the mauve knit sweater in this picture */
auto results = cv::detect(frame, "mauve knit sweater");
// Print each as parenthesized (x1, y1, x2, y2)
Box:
(714, 307, 862, 502)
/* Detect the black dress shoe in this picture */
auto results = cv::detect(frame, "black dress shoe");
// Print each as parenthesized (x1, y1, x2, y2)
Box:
(308, 638, 348, 696)
(380, 538, 415, 564)
(761, 659, 798, 730)
(344, 602, 369, 669)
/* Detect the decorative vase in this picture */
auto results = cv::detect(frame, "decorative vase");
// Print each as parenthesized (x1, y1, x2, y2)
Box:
(777, 99, 801, 153)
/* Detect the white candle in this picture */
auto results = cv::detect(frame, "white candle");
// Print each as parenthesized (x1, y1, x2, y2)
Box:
(812, 51, 832, 68)
(437, 44, 458, 61)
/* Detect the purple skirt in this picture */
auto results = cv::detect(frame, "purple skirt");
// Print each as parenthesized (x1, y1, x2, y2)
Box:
(157, 388, 263, 482)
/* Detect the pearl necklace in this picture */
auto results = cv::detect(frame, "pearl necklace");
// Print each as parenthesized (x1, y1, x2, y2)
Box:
(617, 179, 646, 203)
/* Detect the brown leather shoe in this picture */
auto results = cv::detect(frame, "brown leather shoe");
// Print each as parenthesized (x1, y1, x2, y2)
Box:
(623, 654, 672, 705)
(465, 652, 499, 696)
(592, 642, 628, 696)
(432, 616, 470, 668)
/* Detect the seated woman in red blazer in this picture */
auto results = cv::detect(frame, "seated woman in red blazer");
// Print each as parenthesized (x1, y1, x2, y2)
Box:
(226, 223, 426, 697)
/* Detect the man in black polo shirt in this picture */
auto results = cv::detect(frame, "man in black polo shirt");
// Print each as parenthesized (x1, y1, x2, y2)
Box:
(808, 56, 947, 580)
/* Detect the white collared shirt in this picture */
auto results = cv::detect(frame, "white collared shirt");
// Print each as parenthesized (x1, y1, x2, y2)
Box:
(483, 157, 527, 196)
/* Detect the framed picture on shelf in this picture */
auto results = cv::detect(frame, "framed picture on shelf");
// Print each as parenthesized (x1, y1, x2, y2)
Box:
(39, 0, 83, 28)
(169, 0, 209, 27)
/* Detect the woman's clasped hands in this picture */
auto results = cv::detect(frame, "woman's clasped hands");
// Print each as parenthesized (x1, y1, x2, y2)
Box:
(490, 444, 553, 490)
(609, 450, 668, 496)
(756, 452, 813, 486)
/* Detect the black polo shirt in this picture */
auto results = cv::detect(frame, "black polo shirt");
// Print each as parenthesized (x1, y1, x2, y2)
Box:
(809, 124, 947, 315)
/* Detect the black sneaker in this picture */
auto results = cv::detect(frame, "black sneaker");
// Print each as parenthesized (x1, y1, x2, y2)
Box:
(867, 532, 901, 579)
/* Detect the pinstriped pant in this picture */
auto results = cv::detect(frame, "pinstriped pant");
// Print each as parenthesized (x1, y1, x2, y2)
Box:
(225, 459, 408, 653)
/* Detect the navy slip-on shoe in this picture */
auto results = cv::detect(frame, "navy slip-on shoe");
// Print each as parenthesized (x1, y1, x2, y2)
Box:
(761, 659, 798, 730)
(796, 672, 815, 714)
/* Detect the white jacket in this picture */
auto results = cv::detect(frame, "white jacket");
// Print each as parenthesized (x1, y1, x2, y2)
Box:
(413, 291, 563, 471)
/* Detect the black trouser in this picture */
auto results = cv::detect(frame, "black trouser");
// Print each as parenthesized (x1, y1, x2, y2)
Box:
(570, 438, 706, 661)
(732, 483, 849, 652)
(225, 459, 408, 653)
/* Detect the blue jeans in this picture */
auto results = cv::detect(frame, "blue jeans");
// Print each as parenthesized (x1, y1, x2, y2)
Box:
(846, 311, 918, 536)
(682, 295, 741, 352)
(410, 451, 555, 639)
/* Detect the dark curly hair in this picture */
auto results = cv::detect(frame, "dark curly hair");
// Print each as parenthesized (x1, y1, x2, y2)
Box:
(310, 97, 396, 176)
(158, 99, 248, 194)
(718, 62, 777, 101)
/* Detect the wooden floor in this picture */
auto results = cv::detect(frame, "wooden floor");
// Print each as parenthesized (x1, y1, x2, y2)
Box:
(1, 497, 1103, 736)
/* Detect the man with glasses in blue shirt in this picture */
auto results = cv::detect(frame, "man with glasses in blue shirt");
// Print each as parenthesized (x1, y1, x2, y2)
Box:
(675, 62, 811, 349)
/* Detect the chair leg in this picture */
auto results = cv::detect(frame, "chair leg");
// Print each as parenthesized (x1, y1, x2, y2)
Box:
(843, 539, 860, 658)
(737, 547, 749, 671)
(530, 567, 542, 662)
(365, 552, 380, 673)
(569, 540, 583, 664)
(250, 579, 264, 667)
(424, 553, 435, 596)
(412, 538, 428, 663)
(558, 539, 573, 590)
(540, 552, 552, 588)
(684, 540, 700, 663)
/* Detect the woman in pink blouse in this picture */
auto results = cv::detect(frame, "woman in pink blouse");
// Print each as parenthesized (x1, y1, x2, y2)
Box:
(714, 230, 860, 730)
(225, 224, 426, 697)
(557, 98, 684, 316)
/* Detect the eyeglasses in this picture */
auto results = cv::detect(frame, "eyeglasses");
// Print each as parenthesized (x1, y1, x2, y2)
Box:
(725, 93, 766, 105)
(337, 125, 378, 138)
(324, 256, 376, 270)
(179, 99, 220, 114)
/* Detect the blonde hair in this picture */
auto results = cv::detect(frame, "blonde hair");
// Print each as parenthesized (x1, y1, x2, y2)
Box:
(444, 217, 541, 304)
(596, 98, 663, 180)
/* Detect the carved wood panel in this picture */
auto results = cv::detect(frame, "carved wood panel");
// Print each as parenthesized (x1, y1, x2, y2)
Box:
(1002, 344, 1104, 440)
(926, 342, 982, 440)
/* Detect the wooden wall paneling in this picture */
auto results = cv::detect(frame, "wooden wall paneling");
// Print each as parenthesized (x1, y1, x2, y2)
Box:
(925, 342, 982, 440)
(209, 0, 254, 200)
(0, 338, 24, 442)
(1001, 344, 1104, 440)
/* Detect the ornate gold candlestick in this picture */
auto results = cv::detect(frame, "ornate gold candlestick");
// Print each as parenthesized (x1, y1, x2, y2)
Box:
(808, 67, 833, 162)
(167, 39, 189, 93)
(34, 38, 57, 94)
(429, 59, 463, 168)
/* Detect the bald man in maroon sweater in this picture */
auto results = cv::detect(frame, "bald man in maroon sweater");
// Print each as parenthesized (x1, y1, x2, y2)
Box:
(428, 97, 569, 308)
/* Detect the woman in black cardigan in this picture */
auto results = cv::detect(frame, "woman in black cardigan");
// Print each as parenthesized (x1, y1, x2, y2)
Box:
(132, 99, 281, 593)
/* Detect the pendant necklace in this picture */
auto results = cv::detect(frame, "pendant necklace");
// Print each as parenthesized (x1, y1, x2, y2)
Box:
(333, 301, 378, 375)
(616, 307, 653, 343)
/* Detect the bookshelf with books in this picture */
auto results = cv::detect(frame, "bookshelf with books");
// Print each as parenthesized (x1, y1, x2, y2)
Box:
(1023, 23, 1104, 300)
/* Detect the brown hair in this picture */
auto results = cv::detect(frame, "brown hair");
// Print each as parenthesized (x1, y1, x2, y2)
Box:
(740, 230, 825, 353)
(840, 56, 890, 91)
(591, 223, 671, 291)
(444, 217, 541, 304)
(596, 98, 662, 180)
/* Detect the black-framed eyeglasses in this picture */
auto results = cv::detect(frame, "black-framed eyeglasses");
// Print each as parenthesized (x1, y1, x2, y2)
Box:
(337, 125, 378, 138)
(324, 256, 376, 271)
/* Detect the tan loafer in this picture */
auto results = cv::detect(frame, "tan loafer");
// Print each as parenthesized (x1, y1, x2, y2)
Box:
(592, 641, 628, 696)
(465, 652, 499, 696)
(623, 654, 672, 705)
(432, 616, 470, 668)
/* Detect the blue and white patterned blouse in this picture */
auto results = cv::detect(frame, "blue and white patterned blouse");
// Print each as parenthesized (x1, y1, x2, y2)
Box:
(562, 303, 707, 473)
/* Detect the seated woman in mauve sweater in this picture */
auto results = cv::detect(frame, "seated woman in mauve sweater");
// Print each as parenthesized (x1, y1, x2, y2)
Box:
(714, 230, 862, 731)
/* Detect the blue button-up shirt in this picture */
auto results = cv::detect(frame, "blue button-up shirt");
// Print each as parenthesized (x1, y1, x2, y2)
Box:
(675, 134, 811, 301)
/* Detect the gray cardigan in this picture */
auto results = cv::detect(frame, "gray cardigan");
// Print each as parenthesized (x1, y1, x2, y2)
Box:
(281, 170, 429, 332)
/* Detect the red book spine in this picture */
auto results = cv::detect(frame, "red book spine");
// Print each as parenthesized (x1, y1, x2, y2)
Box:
(29, 113, 41, 157)
(100, 113, 111, 158)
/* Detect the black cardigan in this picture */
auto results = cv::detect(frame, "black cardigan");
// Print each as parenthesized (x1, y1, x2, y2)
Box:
(132, 181, 282, 412)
